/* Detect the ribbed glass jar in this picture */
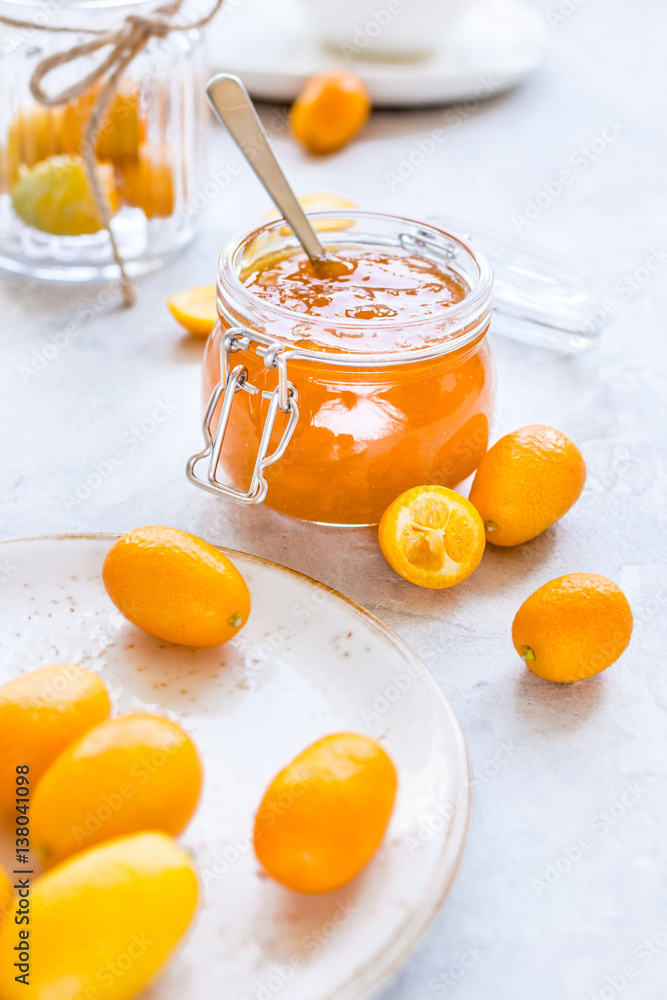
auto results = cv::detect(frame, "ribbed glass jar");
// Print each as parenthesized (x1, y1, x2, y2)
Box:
(0, 0, 206, 280)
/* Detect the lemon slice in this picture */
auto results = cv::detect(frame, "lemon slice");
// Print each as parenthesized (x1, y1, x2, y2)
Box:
(11, 154, 118, 236)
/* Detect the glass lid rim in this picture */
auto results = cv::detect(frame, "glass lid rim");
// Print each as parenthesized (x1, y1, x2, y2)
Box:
(217, 210, 494, 360)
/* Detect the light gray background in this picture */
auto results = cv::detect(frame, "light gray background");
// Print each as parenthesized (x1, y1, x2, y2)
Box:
(1, 0, 666, 997)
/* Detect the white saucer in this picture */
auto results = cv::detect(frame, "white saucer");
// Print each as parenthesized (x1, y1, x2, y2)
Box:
(0, 534, 470, 1000)
(206, 0, 547, 107)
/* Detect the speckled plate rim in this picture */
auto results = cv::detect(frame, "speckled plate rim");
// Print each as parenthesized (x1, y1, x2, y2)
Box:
(0, 532, 471, 1000)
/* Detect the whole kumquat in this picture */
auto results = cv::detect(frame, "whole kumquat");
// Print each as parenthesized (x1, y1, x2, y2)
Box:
(0, 664, 111, 812)
(254, 732, 397, 893)
(512, 573, 633, 683)
(58, 82, 143, 162)
(103, 525, 250, 647)
(469, 424, 586, 547)
(2, 106, 58, 190)
(0, 866, 12, 930)
(290, 72, 371, 155)
(0, 832, 198, 1000)
(118, 142, 174, 218)
(32, 712, 203, 867)
(379, 485, 485, 589)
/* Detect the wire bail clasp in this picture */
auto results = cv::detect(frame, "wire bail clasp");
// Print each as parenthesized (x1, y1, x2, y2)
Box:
(186, 324, 299, 505)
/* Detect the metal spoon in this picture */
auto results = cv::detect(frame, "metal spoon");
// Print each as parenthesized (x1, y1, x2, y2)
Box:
(206, 73, 351, 279)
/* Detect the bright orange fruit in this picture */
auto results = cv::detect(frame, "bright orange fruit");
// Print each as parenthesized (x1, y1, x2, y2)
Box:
(166, 284, 217, 337)
(290, 72, 371, 155)
(11, 155, 119, 236)
(32, 713, 203, 867)
(254, 732, 397, 893)
(118, 142, 174, 218)
(94, 86, 143, 162)
(0, 121, 20, 193)
(262, 191, 358, 232)
(103, 525, 250, 647)
(469, 424, 586, 547)
(0, 832, 198, 1000)
(379, 485, 485, 589)
(1, 106, 59, 191)
(512, 573, 633, 683)
(0, 664, 111, 812)
(58, 83, 143, 161)
(1, 88, 143, 194)
(0, 866, 11, 930)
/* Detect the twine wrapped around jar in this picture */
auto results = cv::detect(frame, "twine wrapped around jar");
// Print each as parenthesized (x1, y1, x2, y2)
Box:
(0, 0, 224, 305)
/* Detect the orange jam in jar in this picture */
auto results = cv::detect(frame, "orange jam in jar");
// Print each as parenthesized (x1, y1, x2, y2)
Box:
(198, 212, 494, 526)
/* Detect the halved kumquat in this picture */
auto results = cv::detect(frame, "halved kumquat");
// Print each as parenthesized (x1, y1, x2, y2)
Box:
(379, 485, 485, 589)
(166, 284, 217, 337)
(262, 191, 358, 232)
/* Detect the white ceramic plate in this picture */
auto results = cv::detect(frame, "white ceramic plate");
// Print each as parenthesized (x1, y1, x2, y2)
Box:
(0, 534, 469, 1000)
(206, 0, 547, 107)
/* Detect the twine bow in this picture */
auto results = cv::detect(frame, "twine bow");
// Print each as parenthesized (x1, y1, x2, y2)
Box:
(0, 0, 224, 305)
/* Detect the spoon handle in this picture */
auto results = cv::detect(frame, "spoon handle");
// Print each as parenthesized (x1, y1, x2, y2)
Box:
(206, 74, 326, 265)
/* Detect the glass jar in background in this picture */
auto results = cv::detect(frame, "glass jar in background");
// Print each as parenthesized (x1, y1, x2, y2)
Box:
(0, 0, 206, 280)
(193, 212, 495, 526)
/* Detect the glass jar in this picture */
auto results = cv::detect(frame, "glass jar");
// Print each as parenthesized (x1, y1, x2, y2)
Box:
(0, 0, 206, 280)
(190, 211, 494, 526)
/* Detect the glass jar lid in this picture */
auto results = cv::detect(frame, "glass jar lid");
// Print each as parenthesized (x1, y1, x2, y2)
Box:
(430, 216, 604, 352)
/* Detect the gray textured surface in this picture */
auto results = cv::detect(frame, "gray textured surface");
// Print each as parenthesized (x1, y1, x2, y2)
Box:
(2, 0, 667, 997)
